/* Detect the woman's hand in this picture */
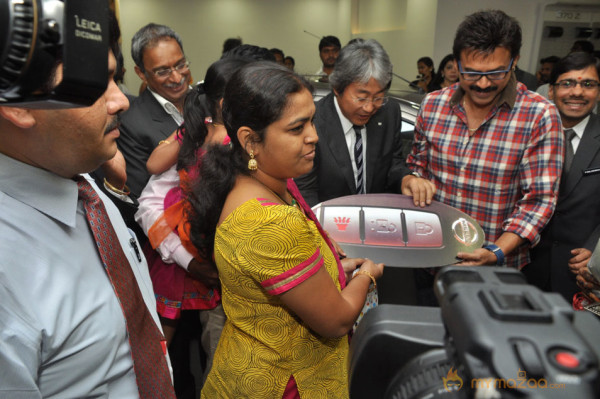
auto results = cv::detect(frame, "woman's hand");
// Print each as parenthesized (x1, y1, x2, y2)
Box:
(355, 258, 384, 281)
(326, 232, 346, 259)
(341, 257, 362, 282)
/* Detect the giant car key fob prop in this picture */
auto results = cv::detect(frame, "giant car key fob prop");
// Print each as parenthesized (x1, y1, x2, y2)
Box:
(312, 194, 485, 267)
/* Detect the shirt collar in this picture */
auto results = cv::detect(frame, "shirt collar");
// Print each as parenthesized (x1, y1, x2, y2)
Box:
(0, 153, 79, 227)
(568, 114, 590, 139)
(148, 88, 186, 125)
(333, 95, 357, 135)
(449, 72, 518, 110)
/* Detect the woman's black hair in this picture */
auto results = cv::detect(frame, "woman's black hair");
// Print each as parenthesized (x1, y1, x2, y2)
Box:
(186, 62, 313, 258)
(417, 56, 435, 76)
(431, 54, 456, 88)
(177, 57, 250, 170)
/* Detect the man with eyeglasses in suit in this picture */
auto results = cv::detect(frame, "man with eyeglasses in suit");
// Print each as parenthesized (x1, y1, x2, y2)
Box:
(115, 23, 191, 202)
(295, 39, 432, 207)
(404, 10, 563, 272)
(524, 52, 600, 301)
(92, 23, 191, 249)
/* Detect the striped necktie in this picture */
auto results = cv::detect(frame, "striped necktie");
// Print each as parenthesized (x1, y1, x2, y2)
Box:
(354, 125, 364, 194)
(76, 178, 175, 399)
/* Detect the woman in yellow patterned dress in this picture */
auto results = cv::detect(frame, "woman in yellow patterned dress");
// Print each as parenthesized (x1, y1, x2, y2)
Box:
(185, 62, 384, 398)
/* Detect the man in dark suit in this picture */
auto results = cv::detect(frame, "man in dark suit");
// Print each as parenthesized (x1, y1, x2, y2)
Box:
(295, 39, 434, 207)
(524, 52, 600, 301)
(119, 23, 190, 199)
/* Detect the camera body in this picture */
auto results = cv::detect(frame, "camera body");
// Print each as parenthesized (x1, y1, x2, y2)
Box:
(349, 267, 600, 398)
(0, 0, 108, 108)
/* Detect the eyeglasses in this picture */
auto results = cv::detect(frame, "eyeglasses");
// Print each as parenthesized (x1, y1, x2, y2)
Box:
(552, 79, 599, 90)
(151, 61, 190, 78)
(457, 59, 514, 81)
(351, 96, 389, 108)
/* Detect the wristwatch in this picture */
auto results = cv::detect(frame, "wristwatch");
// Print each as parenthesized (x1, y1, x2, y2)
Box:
(410, 171, 422, 178)
(483, 244, 505, 266)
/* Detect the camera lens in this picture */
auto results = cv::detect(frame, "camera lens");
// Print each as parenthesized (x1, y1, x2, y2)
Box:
(0, 0, 35, 94)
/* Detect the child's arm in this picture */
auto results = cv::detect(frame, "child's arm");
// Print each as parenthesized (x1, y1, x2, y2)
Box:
(147, 130, 181, 175)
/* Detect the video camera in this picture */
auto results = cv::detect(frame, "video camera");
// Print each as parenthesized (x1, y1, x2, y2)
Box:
(349, 266, 600, 398)
(0, 0, 109, 108)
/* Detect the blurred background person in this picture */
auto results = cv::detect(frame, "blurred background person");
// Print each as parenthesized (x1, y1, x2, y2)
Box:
(571, 40, 595, 55)
(411, 56, 436, 93)
(431, 53, 458, 91)
(222, 37, 242, 55)
(270, 48, 285, 65)
(316, 35, 341, 81)
(537, 55, 560, 87)
(514, 64, 538, 90)
(284, 55, 295, 71)
(221, 44, 275, 62)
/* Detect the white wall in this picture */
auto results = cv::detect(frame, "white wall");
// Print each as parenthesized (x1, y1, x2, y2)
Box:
(118, 0, 352, 91)
(117, 0, 600, 93)
(350, 0, 438, 85)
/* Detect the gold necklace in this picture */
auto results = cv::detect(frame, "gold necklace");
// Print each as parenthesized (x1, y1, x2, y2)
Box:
(463, 98, 481, 133)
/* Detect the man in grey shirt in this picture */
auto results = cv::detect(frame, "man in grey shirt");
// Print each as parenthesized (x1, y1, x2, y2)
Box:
(0, 13, 174, 399)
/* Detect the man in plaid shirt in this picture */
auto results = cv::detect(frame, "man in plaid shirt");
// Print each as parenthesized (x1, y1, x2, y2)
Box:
(402, 10, 564, 270)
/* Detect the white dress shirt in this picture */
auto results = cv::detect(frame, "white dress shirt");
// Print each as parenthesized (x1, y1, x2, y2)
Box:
(334, 96, 367, 191)
(148, 88, 185, 126)
(568, 114, 590, 154)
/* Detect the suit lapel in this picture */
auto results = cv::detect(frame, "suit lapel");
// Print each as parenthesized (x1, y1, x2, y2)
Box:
(562, 114, 600, 197)
(364, 111, 385, 192)
(322, 94, 356, 192)
(142, 89, 180, 139)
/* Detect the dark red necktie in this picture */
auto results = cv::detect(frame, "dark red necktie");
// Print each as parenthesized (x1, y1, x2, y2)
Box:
(76, 178, 175, 398)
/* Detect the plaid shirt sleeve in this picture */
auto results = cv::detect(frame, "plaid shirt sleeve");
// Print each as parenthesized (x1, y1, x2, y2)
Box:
(406, 100, 431, 177)
(503, 102, 563, 246)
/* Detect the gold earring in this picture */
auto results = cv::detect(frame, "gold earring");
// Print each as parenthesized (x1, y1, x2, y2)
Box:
(248, 150, 258, 171)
